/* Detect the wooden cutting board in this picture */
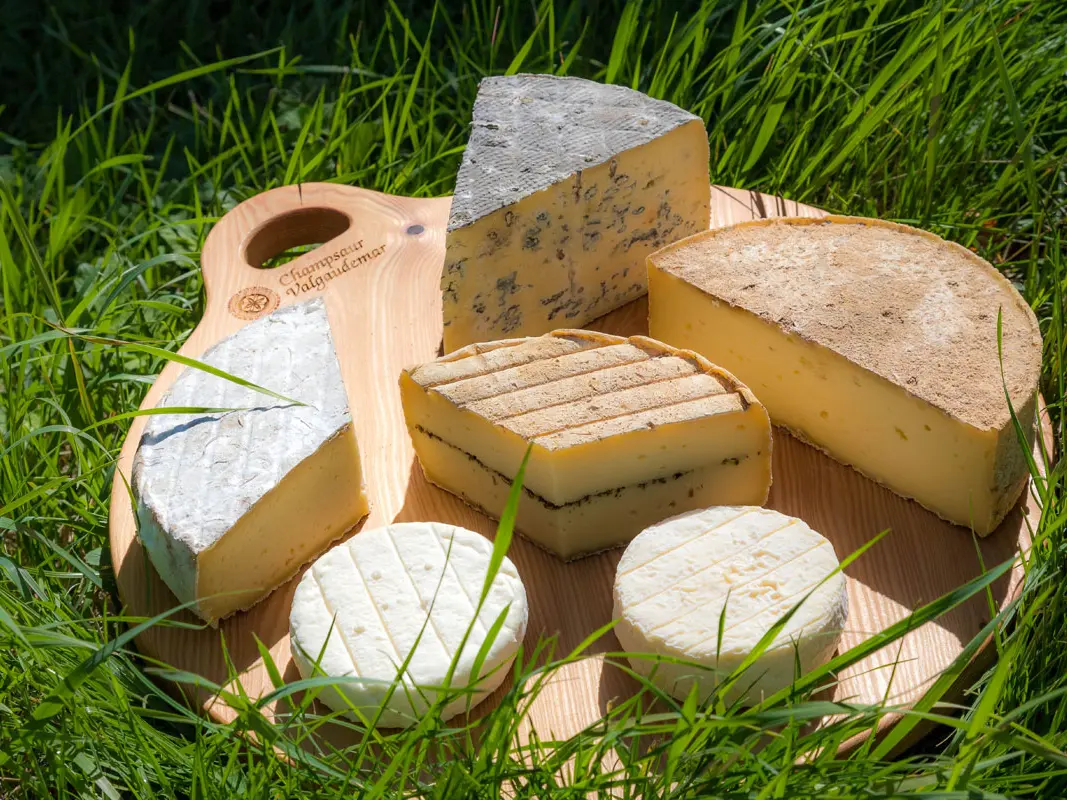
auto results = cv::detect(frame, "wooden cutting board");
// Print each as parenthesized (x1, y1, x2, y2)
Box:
(108, 183, 1048, 755)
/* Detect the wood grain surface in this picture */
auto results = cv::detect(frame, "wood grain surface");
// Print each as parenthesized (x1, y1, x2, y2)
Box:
(108, 183, 1049, 755)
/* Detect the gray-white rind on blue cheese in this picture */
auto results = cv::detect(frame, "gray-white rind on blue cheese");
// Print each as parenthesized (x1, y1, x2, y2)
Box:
(448, 74, 703, 231)
(132, 298, 364, 623)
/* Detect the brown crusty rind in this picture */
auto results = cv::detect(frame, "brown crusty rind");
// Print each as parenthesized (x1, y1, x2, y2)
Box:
(403, 328, 771, 463)
(648, 216, 1042, 431)
(407, 329, 761, 420)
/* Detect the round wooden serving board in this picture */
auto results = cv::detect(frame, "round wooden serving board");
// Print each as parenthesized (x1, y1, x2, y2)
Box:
(109, 183, 1048, 755)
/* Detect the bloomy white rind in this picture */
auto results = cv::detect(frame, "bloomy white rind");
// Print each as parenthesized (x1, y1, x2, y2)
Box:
(133, 297, 351, 554)
(131, 298, 354, 620)
(134, 499, 201, 616)
(612, 506, 848, 705)
(289, 523, 528, 728)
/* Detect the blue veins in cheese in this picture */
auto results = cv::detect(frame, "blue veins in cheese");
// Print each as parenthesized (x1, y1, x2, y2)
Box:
(442, 74, 711, 353)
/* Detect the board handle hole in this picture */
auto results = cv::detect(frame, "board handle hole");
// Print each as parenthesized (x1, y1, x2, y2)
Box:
(244, 207, 351, 269)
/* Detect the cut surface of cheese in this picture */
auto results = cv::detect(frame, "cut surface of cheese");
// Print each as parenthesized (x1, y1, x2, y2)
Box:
(442, 74, 710, 353)
(289, 523, 528, 728)
(400, 330, 772, 559)
(613, 506, 848, 705)
(133, 298, 368, 624)
(648, 216, 1042, 535)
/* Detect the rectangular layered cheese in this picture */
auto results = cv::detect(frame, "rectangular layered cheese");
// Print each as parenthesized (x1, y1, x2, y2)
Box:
(400, 330, 772, 559)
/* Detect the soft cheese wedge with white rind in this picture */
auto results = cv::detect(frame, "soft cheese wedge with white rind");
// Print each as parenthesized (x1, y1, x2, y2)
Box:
(289, 523, 528, 728)
(442, 74, 710, 352)
(613, 506, 848, 705)
(648, 216, 1043, 535)
(400, 330, 772, 560)
(133, 298, 368, 624)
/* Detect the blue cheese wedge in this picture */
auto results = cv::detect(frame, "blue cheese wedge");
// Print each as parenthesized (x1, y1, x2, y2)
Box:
(442, 74, 710, 352)
(400, 330, 772, 560)
(132, 298, 368, 624)
(613, 506, 848, 705)
(289, 522, 528, 728)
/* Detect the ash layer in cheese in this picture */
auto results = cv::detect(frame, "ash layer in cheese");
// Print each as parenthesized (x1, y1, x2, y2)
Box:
(133, 298, 368, 624)
(613, 506, 848, 705)
(442, 74, 710, 353)
(289, 522, 528, 728)
(648, 216, 1043, 535)
(399, 330, 772, 560)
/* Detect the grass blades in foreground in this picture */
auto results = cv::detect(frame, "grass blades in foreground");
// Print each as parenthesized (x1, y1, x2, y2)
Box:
(1, 0, 1066, 796)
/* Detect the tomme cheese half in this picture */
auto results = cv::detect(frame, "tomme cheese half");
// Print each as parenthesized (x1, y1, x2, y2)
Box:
(133, 298, 368, 624)
(442, 74, 710, 353)
(648, 217, 1043, 535)
(613, 507, 848, 705)
(400, 330, 772, 559)
(289, 523, 528, 728)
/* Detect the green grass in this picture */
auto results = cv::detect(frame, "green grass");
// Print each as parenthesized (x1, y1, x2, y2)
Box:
(2, 0, 1066, 795)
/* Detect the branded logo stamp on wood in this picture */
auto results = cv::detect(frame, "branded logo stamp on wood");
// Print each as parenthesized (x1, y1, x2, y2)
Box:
(228, 286, 281, 320)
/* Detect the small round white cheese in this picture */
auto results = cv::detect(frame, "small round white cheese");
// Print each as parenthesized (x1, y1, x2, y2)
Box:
(613, 506, 848, 705)
(289, 522, 528, 728)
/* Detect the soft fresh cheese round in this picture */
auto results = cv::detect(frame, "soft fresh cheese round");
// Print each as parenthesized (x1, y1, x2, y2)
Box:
(613, 506, 848, 705)
(290, 522, 528, 728)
